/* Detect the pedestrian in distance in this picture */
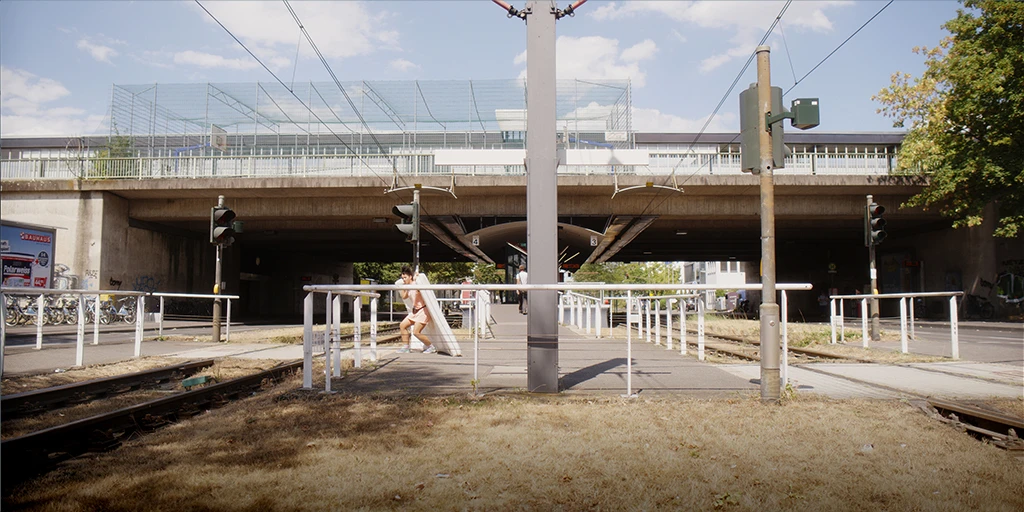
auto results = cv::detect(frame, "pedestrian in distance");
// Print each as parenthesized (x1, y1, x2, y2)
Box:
(516, 263, 528, 315)
(398, 265, 435, 354)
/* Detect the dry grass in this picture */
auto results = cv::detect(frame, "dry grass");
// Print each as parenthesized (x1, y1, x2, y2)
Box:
(1, 356, 192, 395)
(3, 375, 1021, 511)
(695, 317, 948, 364)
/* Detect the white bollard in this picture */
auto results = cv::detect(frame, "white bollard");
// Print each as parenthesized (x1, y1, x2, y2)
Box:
(370, 294, 378, 362)
(354, 297, 362, 369)
(697, 297, 705, 362)
(861, 298, 869, 348)
(36, 294, 44, 350)
(134, 296, 145, 358)
(899, 297, 908, 354)
(781, 291, 788, 388)
(655, 301, 661, 346)
(680, 299, 687, 356)
(949, 295, 959, 359)
(666, 299, 673, 351)
(839, 299, 845, 343)
(76, 294, 85, 367)
(303, 293, 313, 389)
(829, 298, 837, 344)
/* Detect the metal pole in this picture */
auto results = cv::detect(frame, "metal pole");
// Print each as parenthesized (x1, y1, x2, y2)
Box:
(226, 298, 232, 342)
(624, 291, 633, 398)
(861, 298, 869, 348)
(899, 297, 908, 354)
(370, 291, 378, 362)
(525, 0, 559, 393)
(756, 45, 780, 402)
(413, 187, 421, 272)
(159, 296, 165, 338)
(134, 295, 144, 357)
(867, 194, 880, 341)
(93, 294, 100, 345)
(697, 296, 706, 361)
(303, 292, 313, 389)
(781, 291, 788, 389)
(212, 195, 225, 342)
(36, 294, 44, 350)
(949, 295, 959, 359)
(76, 294, 85, 367)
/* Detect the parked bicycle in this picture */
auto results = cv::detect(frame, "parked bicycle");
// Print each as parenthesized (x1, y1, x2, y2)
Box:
(962, 293, 994, 320)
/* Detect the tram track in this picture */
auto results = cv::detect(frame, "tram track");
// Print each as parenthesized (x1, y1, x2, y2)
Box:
(0, 327, 405, 485)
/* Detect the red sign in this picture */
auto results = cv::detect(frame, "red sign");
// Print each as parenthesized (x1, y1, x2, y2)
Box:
(20, 232, 52, 243)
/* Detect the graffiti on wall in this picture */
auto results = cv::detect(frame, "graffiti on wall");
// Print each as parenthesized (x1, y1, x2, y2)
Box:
(132, 274, 162, 293)
(994, 259, 1023, 304)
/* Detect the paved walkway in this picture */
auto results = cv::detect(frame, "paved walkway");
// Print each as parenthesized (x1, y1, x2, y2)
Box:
(3, 305, 1021, 400)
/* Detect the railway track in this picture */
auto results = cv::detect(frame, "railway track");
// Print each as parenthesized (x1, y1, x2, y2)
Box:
(1, 360, 303, 486)
(0, 327, 405, 485)
(1, 359, 216, 419)
(625, 324, 851, 363)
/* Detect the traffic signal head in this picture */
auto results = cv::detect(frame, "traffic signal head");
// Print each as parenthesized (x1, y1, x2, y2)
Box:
(865, 202, 886, 246)
(210, 206, 236, 246)
(393, 202, 419, 242)
(739, 83, 787, 173)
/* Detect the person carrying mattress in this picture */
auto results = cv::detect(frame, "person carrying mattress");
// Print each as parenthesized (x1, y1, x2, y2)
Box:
(398, 265, 436, 354)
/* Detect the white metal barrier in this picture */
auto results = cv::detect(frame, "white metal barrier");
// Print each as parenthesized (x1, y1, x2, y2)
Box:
(301, 282, 811, 396)
(150, 292, 240, 341)
(1, 287, 241, 375)
(829, 291, 964, 358)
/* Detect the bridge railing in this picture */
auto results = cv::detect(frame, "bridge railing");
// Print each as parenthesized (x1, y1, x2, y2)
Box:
(2, 149, 905, 181)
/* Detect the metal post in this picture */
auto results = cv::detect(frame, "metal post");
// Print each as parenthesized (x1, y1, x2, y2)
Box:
(134, 296, 145, 357)
(226, 298, 232, 342)
(303, 292, 313, 389)
(36, 294, 44, 350)
(76, 294, 85, 367)
(781, 291, 788, 389)
(332, 295, 342, 378)
(839, 299, 845, 343)
(756, 45, 780, 402)
(665, 299, 673, 350)
(93, 293, 100, 345)
(830, 298, 837, 344)
(525, 0, 559, 393)
(623, 291, 634, 398)
(680, 299, 687, 355)
(899, 297, 908, 354)
(159, 296, 165, 338)
(324, 293, 333, 389)
(370, 292, 378, 362)
(413, 187, 421, 272)
(473, 292, 480, 390)
(654, 300, 661, 346)
(909, 297, 915, 340)
(949, 295, 959, 359)
(867, 195, 881, 341)
(861, 298, 869, 348)
(697, 296, 706, 362)
(212, 195, 225, 342)
(354, 297, 362, 369)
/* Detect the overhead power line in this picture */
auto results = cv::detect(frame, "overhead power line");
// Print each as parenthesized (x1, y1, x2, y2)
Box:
(194, 0, 391, 187)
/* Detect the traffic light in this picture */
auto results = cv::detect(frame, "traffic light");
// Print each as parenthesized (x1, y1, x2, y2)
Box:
(393, 202, 419, 242)
(739, 83, 786, 173)
(865, 202, 886, 246)
(210, 206, 236, 246)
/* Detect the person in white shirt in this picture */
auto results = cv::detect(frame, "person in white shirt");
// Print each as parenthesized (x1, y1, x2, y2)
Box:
(515, 264, 528, 315)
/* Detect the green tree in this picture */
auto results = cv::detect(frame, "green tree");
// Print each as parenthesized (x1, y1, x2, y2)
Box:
(573, 262, 679, 287)
(874, 0, 1023, 237)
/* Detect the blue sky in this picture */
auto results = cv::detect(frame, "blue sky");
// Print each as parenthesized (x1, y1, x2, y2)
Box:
(0, 0, 963, 137)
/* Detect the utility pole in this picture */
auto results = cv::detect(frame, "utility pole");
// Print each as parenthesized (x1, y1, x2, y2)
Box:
(867, 194, 880, 341)
(494, 0, 587, 392)
(755, 46, 781, 402)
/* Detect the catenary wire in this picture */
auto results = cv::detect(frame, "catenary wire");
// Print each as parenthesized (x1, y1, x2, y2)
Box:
(194, 0, 391, 187)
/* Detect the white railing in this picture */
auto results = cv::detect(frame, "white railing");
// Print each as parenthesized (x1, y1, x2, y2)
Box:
(829, 291, 964, 358)
(1, 287, 239, 375)
(303, 282, 811, 397)
(1, 149, 906, 181)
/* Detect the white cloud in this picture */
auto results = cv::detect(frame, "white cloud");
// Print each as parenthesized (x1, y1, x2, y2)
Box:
(0, 67, 105, 136)
(390, 58, 420, 72)
(77, 39, 119, 63)
(620, 39, 658, 63)
(631, 106, 734, 133)
(194, 1, 399, 61)
(173, 50, 260, 71)
(516, 35, 657, 87)
(590, 1, 851, 72)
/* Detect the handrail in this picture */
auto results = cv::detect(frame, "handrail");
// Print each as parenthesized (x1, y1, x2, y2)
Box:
(827, 291, 962, 358)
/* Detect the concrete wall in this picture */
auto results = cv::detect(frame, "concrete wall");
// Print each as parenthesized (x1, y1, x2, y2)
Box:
(1, 191, 104, 289)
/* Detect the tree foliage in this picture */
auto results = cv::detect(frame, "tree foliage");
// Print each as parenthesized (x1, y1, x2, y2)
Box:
(572, 262, 679, 286)
(874, 0, 1023, 237)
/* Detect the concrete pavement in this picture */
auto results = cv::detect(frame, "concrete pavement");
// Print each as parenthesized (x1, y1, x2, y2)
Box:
(3, 305, 1021, 401)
